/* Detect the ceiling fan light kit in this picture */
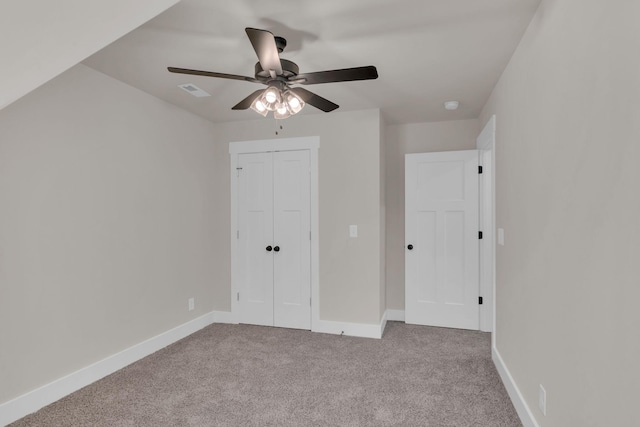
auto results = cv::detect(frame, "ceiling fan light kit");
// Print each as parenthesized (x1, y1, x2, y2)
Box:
(168, 27, 378, 119)
(248, 80, 306, 119)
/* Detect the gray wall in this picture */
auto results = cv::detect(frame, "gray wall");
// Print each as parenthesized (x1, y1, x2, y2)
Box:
(0, 64, 222, 403)
(384, 119, 480, 310)
(480, 0, 640, 425)
(213, 110, 385, 325)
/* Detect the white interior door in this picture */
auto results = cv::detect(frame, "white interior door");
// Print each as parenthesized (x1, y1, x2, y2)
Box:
(237, 150, 311, 330)
(238, 152, 274, 327)
(273, 151, 311, 330)
(405, 150, 480, 330)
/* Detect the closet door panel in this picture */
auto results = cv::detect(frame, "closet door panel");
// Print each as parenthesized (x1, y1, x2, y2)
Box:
(237, 152, 274, 327)
(273, 150, 311, 330)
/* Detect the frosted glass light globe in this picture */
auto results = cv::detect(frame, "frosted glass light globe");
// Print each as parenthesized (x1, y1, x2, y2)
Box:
(265, 89, 278, 103)
(288, 97, 300, 109)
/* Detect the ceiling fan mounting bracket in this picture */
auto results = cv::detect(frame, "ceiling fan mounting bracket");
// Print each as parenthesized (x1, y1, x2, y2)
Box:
(274, 36, 287, 53)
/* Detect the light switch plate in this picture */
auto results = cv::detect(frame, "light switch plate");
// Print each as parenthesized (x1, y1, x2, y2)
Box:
(349, 225, 358, 238)
(498, 228, 505, 246)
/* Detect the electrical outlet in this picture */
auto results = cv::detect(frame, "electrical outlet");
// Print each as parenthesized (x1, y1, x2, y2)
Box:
(188, 297, 195, 311)
(539, 384, 547, 416)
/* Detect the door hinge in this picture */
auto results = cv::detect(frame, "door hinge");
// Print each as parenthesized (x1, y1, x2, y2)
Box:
(237, 230, 239, 239)
(309, 231, 312, 240)
(479, 296, 483, 305)
(237, 292, 240, 302)
(310, 298, 312, 307)
(479, 231, 483, 239)
(478, 165, 483, 174)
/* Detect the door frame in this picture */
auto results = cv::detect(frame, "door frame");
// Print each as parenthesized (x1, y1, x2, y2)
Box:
(477, 115, 496, 334)
(229, 136, 320, 330)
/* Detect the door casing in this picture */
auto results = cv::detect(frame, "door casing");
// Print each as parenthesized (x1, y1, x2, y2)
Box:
(477, 115, 496, 334)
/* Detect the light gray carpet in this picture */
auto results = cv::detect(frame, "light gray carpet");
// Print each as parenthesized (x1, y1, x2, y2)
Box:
(10, 322, 521, 426)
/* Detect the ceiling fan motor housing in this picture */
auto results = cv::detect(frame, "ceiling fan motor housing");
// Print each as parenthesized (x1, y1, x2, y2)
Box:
(254, 59, 299, 81)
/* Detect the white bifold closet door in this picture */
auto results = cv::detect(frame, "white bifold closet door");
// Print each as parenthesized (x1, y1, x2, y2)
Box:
(405, 150, 480, 330)
(237, 150, 311, 330)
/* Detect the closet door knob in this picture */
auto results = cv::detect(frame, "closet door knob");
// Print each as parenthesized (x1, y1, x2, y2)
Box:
(273, 246, 280, 252)
(266, 246, 273, 252)
(407, 244, 414, 250)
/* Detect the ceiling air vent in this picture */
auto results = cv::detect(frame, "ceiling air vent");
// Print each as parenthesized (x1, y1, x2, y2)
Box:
(178, 83, 211, 97)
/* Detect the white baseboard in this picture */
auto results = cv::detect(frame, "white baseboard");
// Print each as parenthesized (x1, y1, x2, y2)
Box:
(312, 313, 387, 339)
(212, 310, 235, 324)
(0, 312, 216, 427)
(385, 309, 405, 322)
(379, 310, 388, 337)
(492, 346, 539, 427)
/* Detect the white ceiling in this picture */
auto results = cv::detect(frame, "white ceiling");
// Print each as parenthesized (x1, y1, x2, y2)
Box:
(83, 0, 541, 125)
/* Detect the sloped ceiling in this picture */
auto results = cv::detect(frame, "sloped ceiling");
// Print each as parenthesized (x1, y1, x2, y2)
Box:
(0, 0, 179, 110)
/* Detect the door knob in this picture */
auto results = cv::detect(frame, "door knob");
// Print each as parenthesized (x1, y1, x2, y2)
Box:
(273, 246, 280, 252)
(266, 246, 273, 252)
(407, 244, 414, 250)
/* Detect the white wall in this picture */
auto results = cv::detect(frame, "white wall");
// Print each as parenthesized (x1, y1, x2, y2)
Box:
(480, 0, 640, 425)
(0, 64, 222, 404)
(214, 110, 385, 325)
(385, 119, 479, 310)
(0, 0, 179, 110)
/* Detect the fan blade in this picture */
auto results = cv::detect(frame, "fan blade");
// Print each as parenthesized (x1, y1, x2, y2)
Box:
(290, 88, 339, 112)
(168, 67, 261, 83)
(232, 90, 265, 110)
(296, 66, 378, 85)
(245, 28, 283, 76)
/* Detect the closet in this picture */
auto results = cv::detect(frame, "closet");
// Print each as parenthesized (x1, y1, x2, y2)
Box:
(235, 149, 311, 330)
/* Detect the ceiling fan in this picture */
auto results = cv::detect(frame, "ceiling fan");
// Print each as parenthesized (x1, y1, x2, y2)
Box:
(168, 27, 378, 119)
